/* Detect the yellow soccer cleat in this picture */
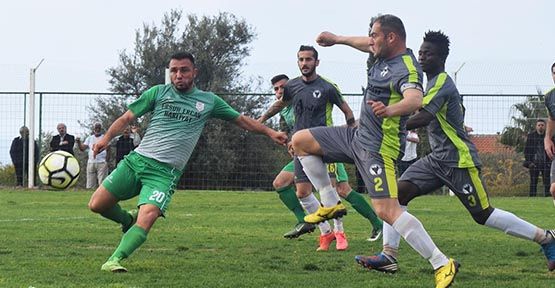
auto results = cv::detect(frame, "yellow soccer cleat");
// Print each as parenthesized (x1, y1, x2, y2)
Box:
(304, 203, 347, 224)
(101, 258, 128, 273)
(434, 258, 460, 288)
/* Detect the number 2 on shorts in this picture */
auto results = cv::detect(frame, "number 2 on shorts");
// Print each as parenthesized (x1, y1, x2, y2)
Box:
(373, 177, 383, 192)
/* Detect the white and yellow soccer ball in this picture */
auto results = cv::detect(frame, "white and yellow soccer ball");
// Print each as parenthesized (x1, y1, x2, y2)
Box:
(38, 151, 80, 189)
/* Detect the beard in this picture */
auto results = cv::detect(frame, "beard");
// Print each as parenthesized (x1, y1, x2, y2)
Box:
(301, 66, 316, 78)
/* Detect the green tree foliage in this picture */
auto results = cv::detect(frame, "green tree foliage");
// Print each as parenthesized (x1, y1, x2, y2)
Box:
(500, 91, 547, 152)
(84, 10, 286, 190)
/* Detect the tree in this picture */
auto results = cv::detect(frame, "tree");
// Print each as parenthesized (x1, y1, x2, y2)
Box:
(84, 10, 285, 190)
(500, 90, 547, 152)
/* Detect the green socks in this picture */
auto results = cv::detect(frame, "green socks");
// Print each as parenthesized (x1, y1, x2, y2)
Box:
(345, 190, 383, 229)
(109, 225, 148, 260)
(101, 204, 132, 227)
(277, 185, 306, 223)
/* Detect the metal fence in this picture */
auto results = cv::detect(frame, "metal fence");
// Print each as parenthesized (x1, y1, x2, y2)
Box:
(0, 91, 546, 195)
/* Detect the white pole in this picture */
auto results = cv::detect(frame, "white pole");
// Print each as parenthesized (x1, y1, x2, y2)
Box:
(28, 59, 44, 188)
(454, 62, 466, 85)
(165, 68, 170, 84)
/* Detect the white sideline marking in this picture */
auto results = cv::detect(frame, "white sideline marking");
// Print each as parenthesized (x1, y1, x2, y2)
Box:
(0, 216, 88, 222)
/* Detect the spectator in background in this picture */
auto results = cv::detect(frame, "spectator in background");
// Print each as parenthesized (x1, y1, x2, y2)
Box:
(113, 125, 141, 165)
(524, 119, 550, 197)
(50, 123, 75, 155)
(76, 122, 109, 189)
(9, 126, 39, 187)
(397, 129, 419, 177)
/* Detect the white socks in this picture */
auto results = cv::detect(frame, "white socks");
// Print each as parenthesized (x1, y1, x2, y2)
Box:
(382, 205, 406, 258)
(297, 155, 341, 206)
(485, 208, 543, 242)
(392, 211, 449, 270)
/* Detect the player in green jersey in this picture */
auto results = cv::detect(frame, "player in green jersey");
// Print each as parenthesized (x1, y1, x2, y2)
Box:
(88, 52, 287, 273)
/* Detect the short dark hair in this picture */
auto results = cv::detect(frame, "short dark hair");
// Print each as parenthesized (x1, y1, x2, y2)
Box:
(537, 119, 546, 124)
(169, 52, 195, 66)
(271, 74, 289, 85)
(423, 30, 451, 61)
(298, 45, 318, 60)
(551, 62, 555, 71)
(374, 14, 406, 41)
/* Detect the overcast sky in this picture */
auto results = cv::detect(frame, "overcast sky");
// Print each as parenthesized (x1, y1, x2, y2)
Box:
(1, 0, 554, 93)
(1, 0, 554, 165)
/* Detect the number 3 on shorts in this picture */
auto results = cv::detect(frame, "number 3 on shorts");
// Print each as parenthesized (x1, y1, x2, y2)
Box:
(148, 191, 166, 203)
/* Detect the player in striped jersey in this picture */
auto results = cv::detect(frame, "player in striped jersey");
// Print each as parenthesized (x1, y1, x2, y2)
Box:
(297, 15, 458, 288)
(363, 31, 555, 281)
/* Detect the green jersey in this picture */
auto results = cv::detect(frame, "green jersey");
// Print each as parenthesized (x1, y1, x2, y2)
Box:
(279, 105, 295, 131)
(130, 84, 240, 170)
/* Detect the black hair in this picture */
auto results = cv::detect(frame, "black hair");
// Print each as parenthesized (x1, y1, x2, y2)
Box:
(551, 62, 555, 71)
(169, 52, 195, 66)
(374, 14, 406, 41)
(537, 119, 546, 124)
(298, 45, 318, 60)
(423, 30, 451, 61)
(271, 74, 289, 85)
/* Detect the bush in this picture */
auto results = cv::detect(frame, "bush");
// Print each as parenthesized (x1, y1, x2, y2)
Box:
(479, 151, 528, 196)
(0, 164, 16, 186)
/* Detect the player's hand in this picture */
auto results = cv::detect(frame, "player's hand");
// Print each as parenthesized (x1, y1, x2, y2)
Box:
(545, 137, 555, 160)
(367, 100, 390, 117)
(287, 141, 295, 157)
(316, 31, 338, 47)
(92, 139, 108, 158)
(272, 131, 288, 146)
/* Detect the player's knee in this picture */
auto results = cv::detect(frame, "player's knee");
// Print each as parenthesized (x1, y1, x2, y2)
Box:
(291, 130, 313, 155)
(273, 178, 288, 190)
(550, 183, 555, 194)
(471, 207, 494, 225)
(88, 198, 103, 214)
(335, 183, 350, 198)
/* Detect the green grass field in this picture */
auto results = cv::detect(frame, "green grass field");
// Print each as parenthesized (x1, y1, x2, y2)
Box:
(1, 189, 555, 287)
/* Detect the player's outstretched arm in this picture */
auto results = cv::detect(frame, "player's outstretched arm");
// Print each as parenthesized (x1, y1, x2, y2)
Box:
(545, 117, 555, 159)
(234, 115, 287, 146)
(258, 99, 288, 123)
(316, 31, 371, 53)
(93, 110, 136, 157)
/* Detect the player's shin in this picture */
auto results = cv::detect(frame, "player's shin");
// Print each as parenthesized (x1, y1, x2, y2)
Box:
(297, 155, 340, 206)
(109, 225, 148, 261)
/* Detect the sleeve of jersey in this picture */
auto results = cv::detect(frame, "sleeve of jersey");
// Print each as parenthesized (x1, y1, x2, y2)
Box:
(211, 94, 241, 121)
(421, 73, 449, 115)
(128, 86, 160, 118)
(322, 78, 345, 105)
(397, 55, 423, 93)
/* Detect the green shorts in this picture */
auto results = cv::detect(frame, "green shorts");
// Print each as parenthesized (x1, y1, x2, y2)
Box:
(281, 160, 295, 173)
(335, 163, 349, 183)
(103, 151, 182, 215)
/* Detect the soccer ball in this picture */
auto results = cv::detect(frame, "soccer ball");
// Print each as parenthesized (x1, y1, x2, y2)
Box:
(38, 151, 80, 189)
